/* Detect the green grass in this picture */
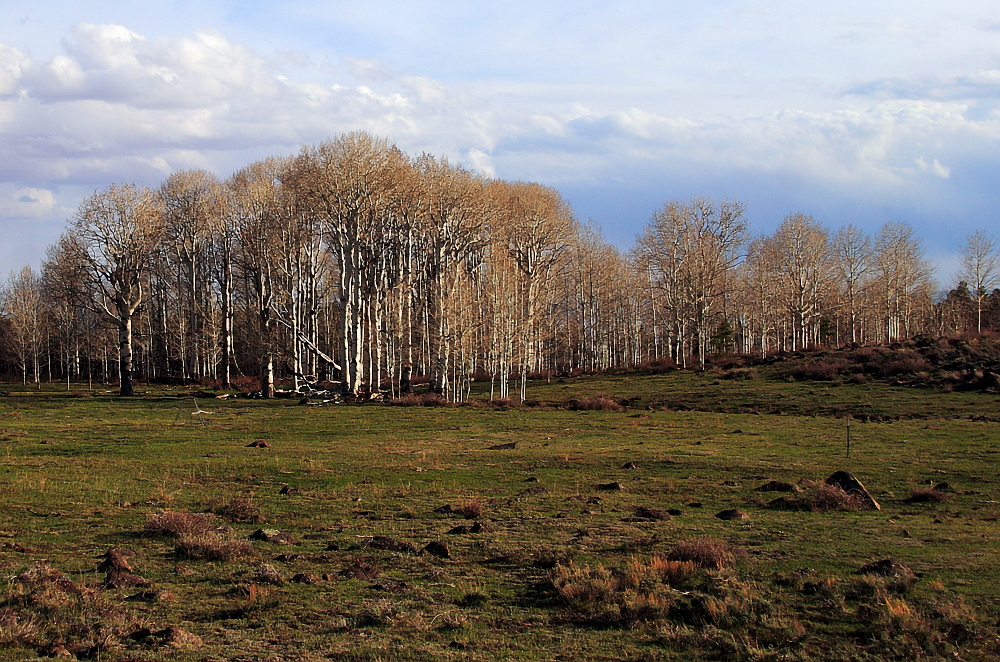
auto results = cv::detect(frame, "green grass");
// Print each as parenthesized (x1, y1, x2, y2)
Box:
(0, 375, 998, 660)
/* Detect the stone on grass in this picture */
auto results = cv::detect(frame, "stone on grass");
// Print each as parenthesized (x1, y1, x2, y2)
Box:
(715, 509, 750, 521)
(825, 471, 881, 511)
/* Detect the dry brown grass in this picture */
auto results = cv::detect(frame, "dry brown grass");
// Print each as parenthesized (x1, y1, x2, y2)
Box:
(175, 532, 255, 561)
(144, 510, 219, 537)
(666, 537, 735, 571)
(210, 496, 265, 523)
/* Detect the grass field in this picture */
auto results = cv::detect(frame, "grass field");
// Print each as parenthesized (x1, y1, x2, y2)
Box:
(1, 372, 998, 661)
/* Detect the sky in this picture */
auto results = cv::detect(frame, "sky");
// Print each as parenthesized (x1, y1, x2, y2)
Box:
(1, 1, 999, 284)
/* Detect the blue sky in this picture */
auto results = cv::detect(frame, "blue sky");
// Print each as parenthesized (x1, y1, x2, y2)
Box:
(2, 1, 999, 281)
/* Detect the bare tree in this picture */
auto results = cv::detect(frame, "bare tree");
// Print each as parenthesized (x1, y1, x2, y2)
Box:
(770, 213, 832, 350)
(2, 267, 44, 385)
(832, 224, 873, 344)
(873, 221, 934, 342)
(48, 184, 164, 396)
(636, 198, 747, 367)
(957, 230, 1000, 333)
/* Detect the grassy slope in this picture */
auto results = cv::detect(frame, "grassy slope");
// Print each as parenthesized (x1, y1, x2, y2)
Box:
(0, 376, 998, 660)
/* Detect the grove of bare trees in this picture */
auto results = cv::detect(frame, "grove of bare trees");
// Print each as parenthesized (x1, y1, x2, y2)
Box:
(2, 132, 998, 397)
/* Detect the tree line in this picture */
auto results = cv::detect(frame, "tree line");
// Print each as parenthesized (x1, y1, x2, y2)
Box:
(2, 132, 999, 397)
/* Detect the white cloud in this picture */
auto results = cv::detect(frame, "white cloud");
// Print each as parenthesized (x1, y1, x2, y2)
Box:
(0, 184, 57, 219)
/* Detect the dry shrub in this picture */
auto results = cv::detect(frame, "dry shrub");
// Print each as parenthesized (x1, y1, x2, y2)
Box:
(787, 359, 850, 381)
(566, 396, 626, 412)
(144, 510, 219, 537)
(232, 375, 260, 393)
(8, 565, 148, 654)
(175, 532, 254, 561)
(211, 497, 265, 524)
(628, 557, 700, 588)
(551, 558, 707, 625)
(388, 393, 450, 407)
(666, 537, 735, 571)
(811, 484, 863, 512)
(907, 487, 948, 504)
(0, 607, 38, 645)
(457, 500, 485, 519)
(719, 367, 759, 381)
(878, 355, 932, 378)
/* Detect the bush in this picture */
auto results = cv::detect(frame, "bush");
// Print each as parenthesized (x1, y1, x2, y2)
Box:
(211, 497, 265, 524)
(144, 510, 219, 537)
(175, 532, 255, 561)
(566, 396, 626, 412)
(811, 484, 863, 512)
(388, 393, 450, 407)
(666, 537, 735, 570)
(907, 487, 948, 504)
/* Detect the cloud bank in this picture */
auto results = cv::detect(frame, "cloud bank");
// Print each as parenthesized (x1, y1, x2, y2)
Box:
(1, 3, 998, 278)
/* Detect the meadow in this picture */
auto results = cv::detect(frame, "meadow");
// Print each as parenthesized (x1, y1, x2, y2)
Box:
(0, 369, 998, 661)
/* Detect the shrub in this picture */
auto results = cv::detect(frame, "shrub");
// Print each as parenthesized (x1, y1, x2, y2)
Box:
(144, 510, 219, 537)
(787, 359, 850, 381)
(388, 393, 450, 407)
(719, 367, 759, 381)
(878, 355, 932, 378)
(566, 396, 626, 412)
(907, 487, 948, 504)
(666, 537, 735, 570)
(232, 375, 261, 393)
(811, 484, 863, 512)
(211, 497, 265, 524)
(457, 500, 485, 519)
(175, 532, 255, 561)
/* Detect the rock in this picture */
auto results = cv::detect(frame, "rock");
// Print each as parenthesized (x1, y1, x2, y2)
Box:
(447, 521, 491, 535)
(273, 553, 301, 562)
(292, 572, 322, 584)
(722, 480, 738, 487)
(253, 563, 284, 585)
(825, 471, 881, 511)
(519, 485, 548, 496)
(687, 502, 703, 508)
(17, 564, 79, 594)
(154, 625, 203, 649)
(586, 497, 603, 505)
(433, 504, 454, 514)
(279, 485, 300, 495)
(98, 548, 135, 573)
(633, 506, 671, 521)
(125, 590, 174, 602)
(666, 509, 684, 516)
(339, 560, 379, 580)
(756, 480, 802, 493)
(488, 442, 516, 450)
(103, 571, 152, 589)
(368, 579, 410, 593)
(597, 482, 624, 491)
(858, 558, 917, 580)
(246, 440, 270, 448)
(715, 509, 750, 521)
(249, 528, 294, 544)
(358, 536, 418, 554)
(524, 476, 539, 482)
(422, 541, 451, 558)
